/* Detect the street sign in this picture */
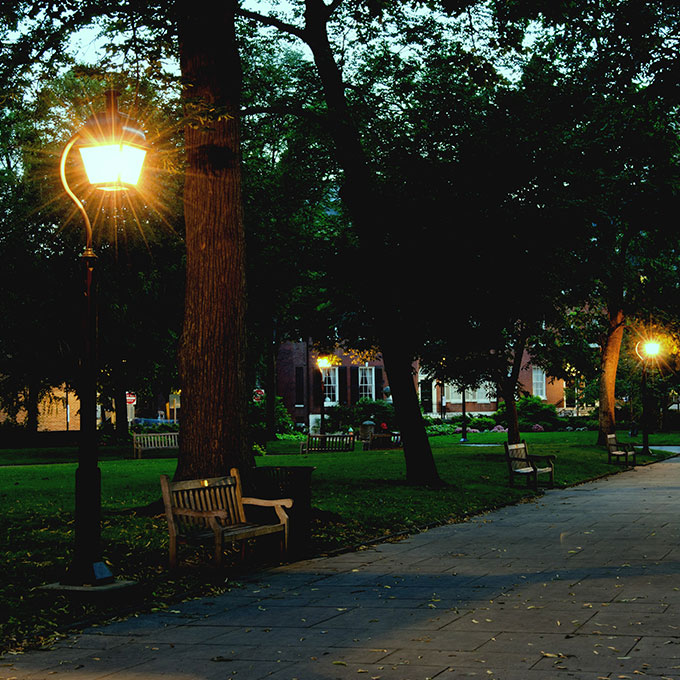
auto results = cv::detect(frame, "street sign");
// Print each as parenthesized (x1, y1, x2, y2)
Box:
(253, 388, 265, 402)
(126, 392, 137, 406)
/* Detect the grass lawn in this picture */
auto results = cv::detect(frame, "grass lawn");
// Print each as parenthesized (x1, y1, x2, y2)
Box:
(1, 431, 678, 653)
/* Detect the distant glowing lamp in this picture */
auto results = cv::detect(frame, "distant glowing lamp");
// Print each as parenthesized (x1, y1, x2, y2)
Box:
(635, 337, 662, 457)
(316, 356, 332, 369)
(636, 340, 661, 361)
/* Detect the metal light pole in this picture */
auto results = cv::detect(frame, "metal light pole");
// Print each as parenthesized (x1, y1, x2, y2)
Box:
(636, 340, 661, 457)
(316, 356, 331, 435)
(58, 89, 148, 586)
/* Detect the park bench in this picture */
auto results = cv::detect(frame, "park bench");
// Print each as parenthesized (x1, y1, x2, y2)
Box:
(160, 468, 293, 568)
(363, 432, 403, 451)
(132, 431, 179, 459)
(504, 440, 555, 490)
(300, 433, 355, 453)
(606, 433, 637, 466)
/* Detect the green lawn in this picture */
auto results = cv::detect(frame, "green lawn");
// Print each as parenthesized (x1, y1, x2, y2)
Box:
(0, 431, 677, 653)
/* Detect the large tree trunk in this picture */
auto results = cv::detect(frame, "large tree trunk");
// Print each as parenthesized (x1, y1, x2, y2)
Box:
(175, 0, 251, 481)
(381, 337, 442, 486)
(501, 330, 528, 445)
(304, 2, 441, 485)
(597, 306, 624, 446)
(25, 376, 40, 434)
(114, 357, 128, 440)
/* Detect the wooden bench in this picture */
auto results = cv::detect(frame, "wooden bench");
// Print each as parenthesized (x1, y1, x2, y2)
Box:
(160, 468, 293, 567)
(132, 431, 179, 459)
(363, 432, 402, 450)
(504, 440, 555, 490)
(606, 433, 637, 466)
(300, 433, 355, 453)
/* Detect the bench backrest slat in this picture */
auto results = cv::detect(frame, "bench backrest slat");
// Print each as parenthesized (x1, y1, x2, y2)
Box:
(505, 441, 530, 471)
(305, 433, 354, 452)
(161, 474, 244, 530)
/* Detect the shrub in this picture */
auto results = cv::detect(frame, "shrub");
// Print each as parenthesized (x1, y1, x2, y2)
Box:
(249, 395, 296, 441)
(325, 399, 397, 433)
(496, 395, 563, 431)
(468, 416, 496, 431)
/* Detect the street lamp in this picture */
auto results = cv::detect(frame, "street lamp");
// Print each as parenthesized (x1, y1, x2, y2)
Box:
(316, 356, 331, 435)
(635, 339, 661, 457)
(58, 89, 148, 587)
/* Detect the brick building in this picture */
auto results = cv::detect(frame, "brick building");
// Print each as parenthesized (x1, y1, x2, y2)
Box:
(0, 384, 81, 431)
(277, 342, 565, 429)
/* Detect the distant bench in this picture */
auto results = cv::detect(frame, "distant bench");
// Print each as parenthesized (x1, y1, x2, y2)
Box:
(132, 431, 179, 459)
(363, 432, 402, 451)
(300, 433, 355, 454)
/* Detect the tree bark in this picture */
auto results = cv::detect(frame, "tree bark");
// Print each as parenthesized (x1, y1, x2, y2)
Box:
(597, 306, 624, 445)
(175, 0, 251, 480)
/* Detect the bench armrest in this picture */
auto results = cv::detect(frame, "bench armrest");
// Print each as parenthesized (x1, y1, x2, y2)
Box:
(241, 497, 293, 509)
(171, 508, 229, 520)
(242, 497, 293, 524)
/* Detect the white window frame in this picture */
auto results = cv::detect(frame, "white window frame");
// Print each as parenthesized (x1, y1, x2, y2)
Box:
(532, 367, 547, 400)
(445, 383, 462, 404)
(322, 367, 339, 405)
(358, 365, 375, 401)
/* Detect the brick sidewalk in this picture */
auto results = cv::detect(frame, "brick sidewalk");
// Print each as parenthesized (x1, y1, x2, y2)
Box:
(3, 451, 680, 679)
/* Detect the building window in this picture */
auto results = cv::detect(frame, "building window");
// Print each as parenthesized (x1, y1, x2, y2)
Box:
(474, 385, 491, 403)
(444, 383, 492, 404)
(358, 366, 375, 400)
(322, 367, 339, 405)
(533, 367, 547, 400)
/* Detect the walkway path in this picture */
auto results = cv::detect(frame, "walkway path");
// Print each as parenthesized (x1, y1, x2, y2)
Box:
(4, 451, 680, 680)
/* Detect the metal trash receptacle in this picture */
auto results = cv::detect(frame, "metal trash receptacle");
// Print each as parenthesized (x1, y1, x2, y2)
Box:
(250, 465, 315, 554)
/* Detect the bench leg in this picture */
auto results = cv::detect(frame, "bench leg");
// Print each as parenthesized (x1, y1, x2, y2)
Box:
(168, 534, 177, 569)
(214, 532, 224, 567)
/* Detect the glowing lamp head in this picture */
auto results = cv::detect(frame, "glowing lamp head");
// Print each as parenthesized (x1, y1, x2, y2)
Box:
(76, 90, 148, 191)
(317, 356, 332, 369)
(643, 341, 661, 358)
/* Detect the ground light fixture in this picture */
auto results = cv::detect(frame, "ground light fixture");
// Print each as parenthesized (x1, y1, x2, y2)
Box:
(56, 89, 148, 588)
(635, 339, 662, 457)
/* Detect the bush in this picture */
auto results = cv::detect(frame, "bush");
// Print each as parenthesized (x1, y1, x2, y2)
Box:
(325, 399, 397, 433)
(468, 416, 496, 431)
(249, 395, 296, 441)
(425, 423, 459, 436)
(496, 395, 564, 431)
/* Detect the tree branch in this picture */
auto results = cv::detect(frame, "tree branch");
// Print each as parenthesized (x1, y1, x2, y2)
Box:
(241, 104, 328, 127)
(236, 8, 306, 41)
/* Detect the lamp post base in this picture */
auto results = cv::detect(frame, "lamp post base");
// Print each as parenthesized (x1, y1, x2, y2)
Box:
(60, 560, 115, 587)
(41, 578, 137, 596)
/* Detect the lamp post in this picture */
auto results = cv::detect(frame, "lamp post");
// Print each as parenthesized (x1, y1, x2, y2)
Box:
(635, 340, 661, 457)
(316, 356, 331, 435)
(59, 89, 148, 586)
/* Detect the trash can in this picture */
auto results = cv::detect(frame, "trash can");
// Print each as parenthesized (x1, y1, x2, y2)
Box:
(249, 465, 315, 555)
(359, 419, 375, 441)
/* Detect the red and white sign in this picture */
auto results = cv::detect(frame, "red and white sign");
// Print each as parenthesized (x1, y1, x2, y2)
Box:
(126, 392, 137, 406)
(252, 388, 265, 402)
